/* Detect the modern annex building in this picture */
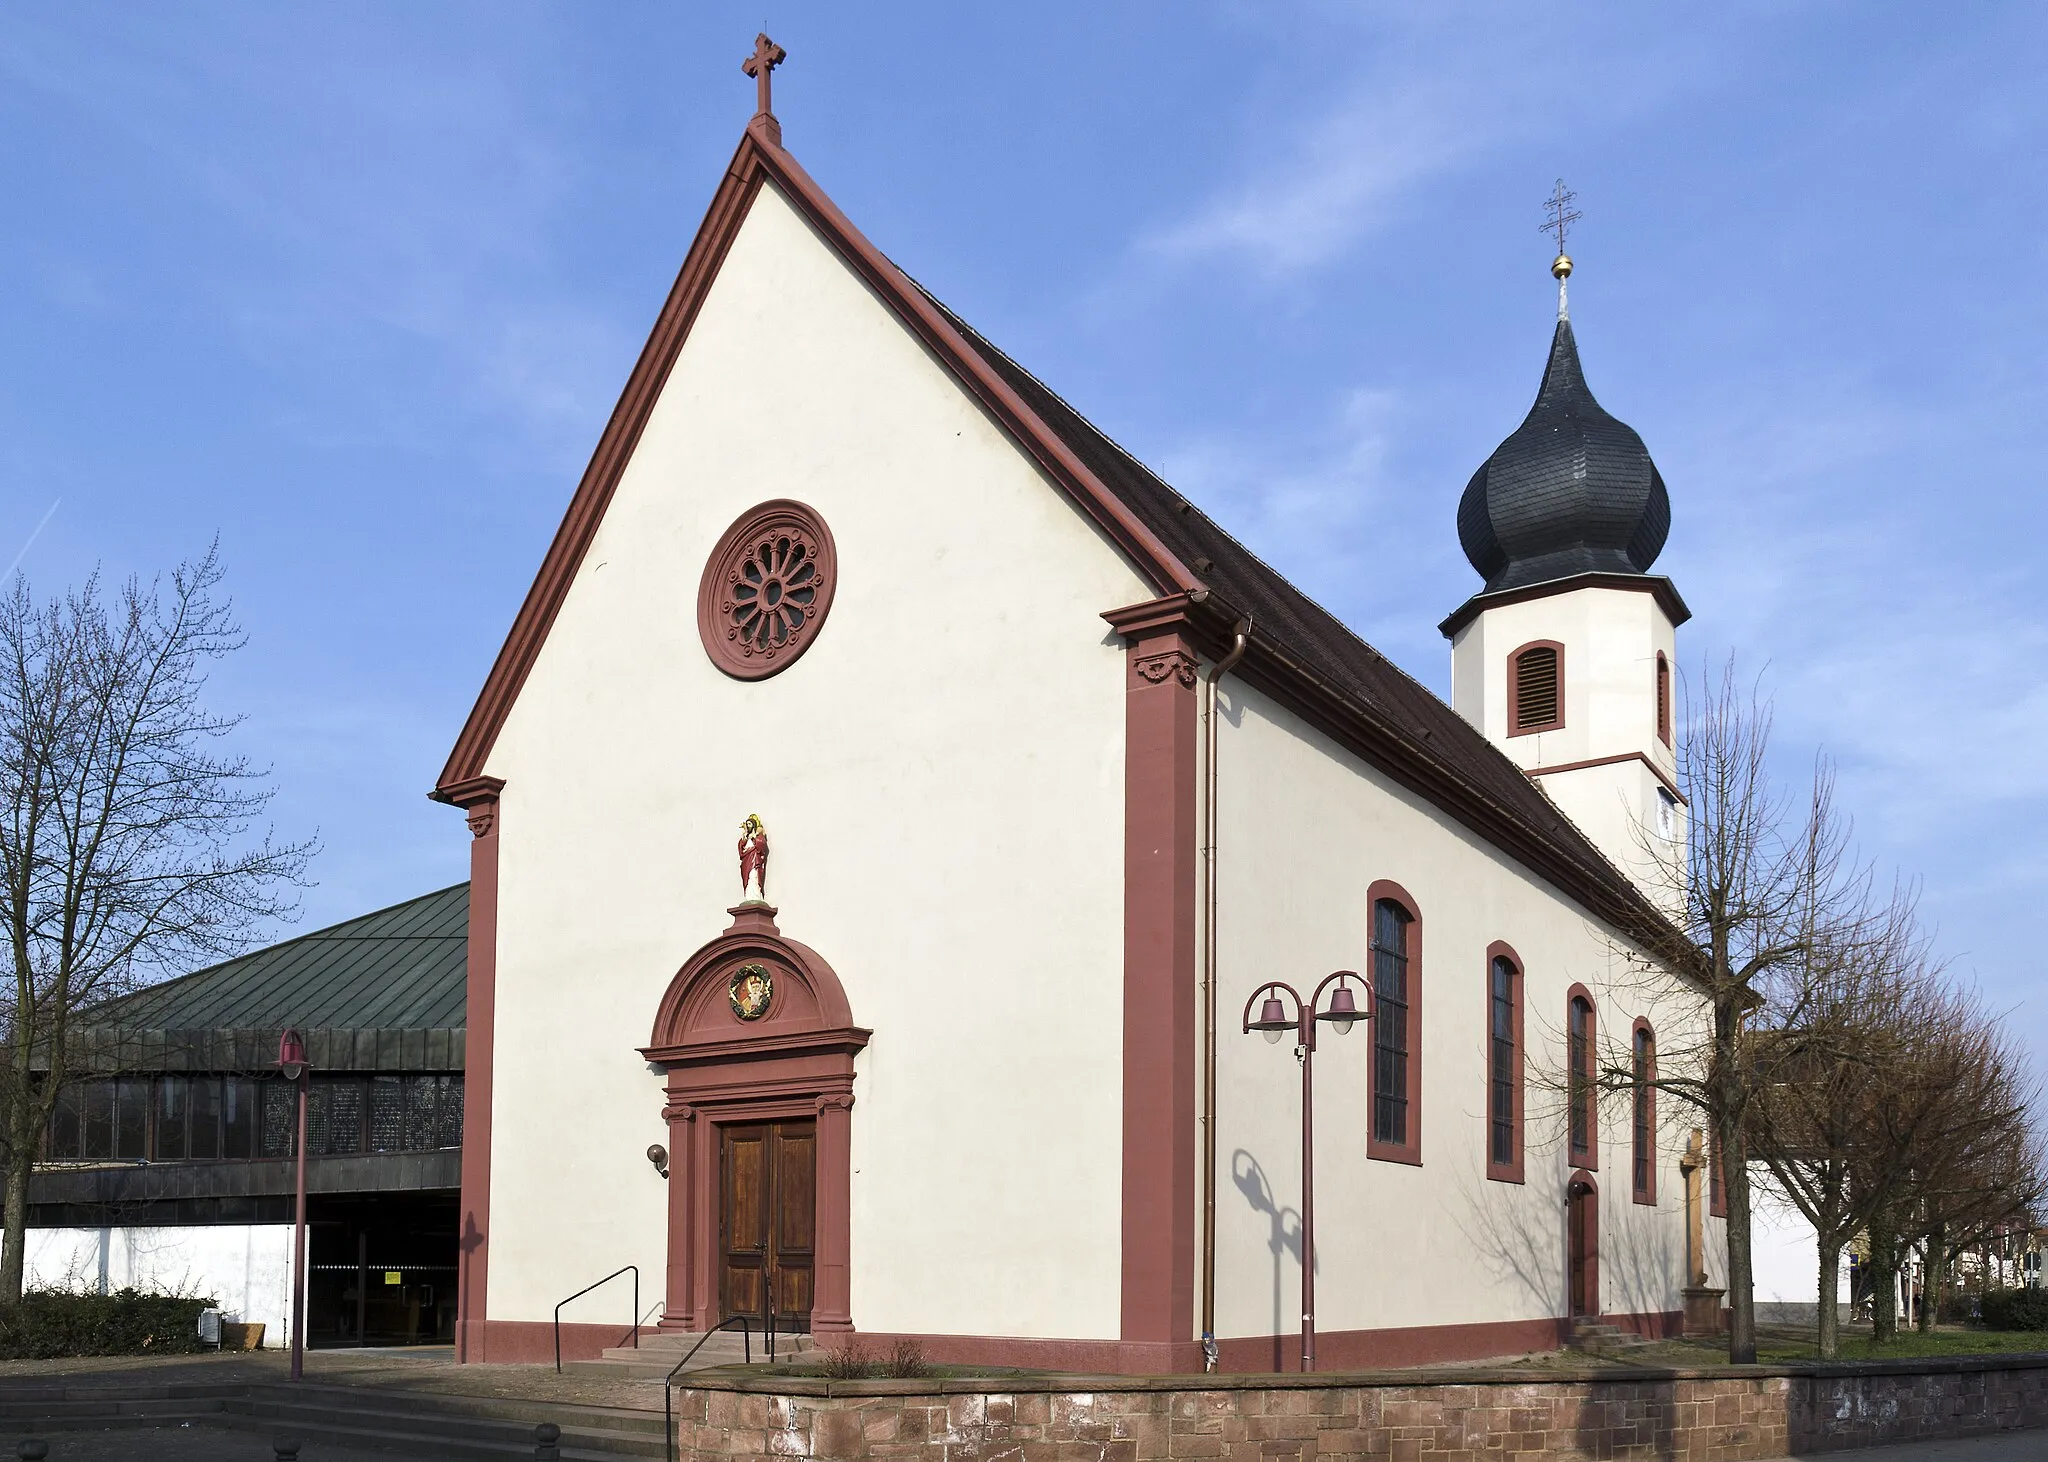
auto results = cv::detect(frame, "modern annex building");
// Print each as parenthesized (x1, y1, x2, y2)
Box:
(27, 888, 468, 1348)
(429, 50, 1727, 1375)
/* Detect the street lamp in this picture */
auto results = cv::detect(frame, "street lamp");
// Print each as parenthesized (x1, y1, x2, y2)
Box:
(277, 1028, 309, 1382)
(1241, 971, 1365, 1373)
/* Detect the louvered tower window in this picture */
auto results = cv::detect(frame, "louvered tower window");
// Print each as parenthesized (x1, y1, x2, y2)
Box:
(1509, 643, 1563, 734)
(1655, 652, 1672, 746)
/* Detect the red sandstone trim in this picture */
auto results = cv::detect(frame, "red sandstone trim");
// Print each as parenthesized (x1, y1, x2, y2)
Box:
(1484, 940, 1524, 1185)
(695, 499, 838, 681)
(823, 1309, 1681, 1376)
(471, 1319, 647, 1366)
(435, 125, 1199, 795)
(1656, 650, 1673, 747)
(1569, 1167, 1602, 1321)
(1364, 880, 1422, 1166)
(1525, 748, 1686, 803)
(449, 776, 503, 1363)
(1115, 624, 1199, 1352)
(642, 902, 868, 1335)
(1506, 640, 1565, 737)
(1566, 981, 1598, 1171)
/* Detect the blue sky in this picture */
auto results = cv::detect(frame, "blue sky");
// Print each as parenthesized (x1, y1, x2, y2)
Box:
(2, 5, 2042, 1055)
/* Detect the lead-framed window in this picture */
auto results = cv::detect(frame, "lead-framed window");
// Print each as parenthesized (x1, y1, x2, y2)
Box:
(1632, 1019, 1656, 1205)
(1567, 985, 1598, 1169)
(1485, 942, 1524, 1183)
(1366, 882, 1422, 1164)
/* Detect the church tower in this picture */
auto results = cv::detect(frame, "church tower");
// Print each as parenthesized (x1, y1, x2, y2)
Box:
(1440, 238, 1688, 903)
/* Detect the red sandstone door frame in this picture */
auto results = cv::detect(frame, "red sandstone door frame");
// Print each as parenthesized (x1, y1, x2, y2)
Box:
(1567, 1169, 1600, 1320)
(642, 903, 867, 1335)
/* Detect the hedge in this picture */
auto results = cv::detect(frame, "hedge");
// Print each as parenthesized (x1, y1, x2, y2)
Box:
(1977, 1287, 2048, 1332)
(0, 1288, 218, 1359)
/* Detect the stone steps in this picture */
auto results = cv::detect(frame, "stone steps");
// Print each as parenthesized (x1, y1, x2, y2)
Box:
(567, 1329, 812, 1381)
(1568, 1320, 1656, 1356)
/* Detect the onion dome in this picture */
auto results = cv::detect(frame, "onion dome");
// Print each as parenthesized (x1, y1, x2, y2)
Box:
(1456, 313, 1670, 594)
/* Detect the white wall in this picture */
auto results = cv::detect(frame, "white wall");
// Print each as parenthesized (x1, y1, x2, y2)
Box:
(24, 1225, 292, 1344)
(481, 180, 1150, 1340)
(1749, 1178, 1848, 1316)
(1210, 681, 1714, 1341)
(1450, 586, 1682, 902)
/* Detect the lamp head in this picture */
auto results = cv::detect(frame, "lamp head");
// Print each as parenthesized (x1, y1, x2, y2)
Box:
(276, 1027, 308, 1082)
(1318, 980, 1361, 1036)
(1249, 993, 1293, 1045)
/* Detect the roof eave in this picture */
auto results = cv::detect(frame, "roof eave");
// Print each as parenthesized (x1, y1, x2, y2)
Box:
(432, 119, 1200, 799)
(1439, 572, 1692, 639)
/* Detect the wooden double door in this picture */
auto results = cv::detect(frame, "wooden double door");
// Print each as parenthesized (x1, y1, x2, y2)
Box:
(719, 1119, 816, 1332)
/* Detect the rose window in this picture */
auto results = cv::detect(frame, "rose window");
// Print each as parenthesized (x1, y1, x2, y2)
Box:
(697, 501, 838, 680)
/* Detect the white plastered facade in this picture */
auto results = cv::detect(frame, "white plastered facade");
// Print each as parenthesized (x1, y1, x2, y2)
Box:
(1450, 586, 1683, 905)
(1208, 681, 1721, 1343)
(472, 171, 1720, 1354)
(478, 181, 1149, 1341)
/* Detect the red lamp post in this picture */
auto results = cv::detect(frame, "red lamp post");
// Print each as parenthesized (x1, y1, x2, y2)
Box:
(1243, 971, 1366, 1374)
(277, 1028, 309, 1382)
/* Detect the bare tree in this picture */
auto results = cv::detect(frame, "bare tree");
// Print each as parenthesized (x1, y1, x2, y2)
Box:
(0, 548, 313, 1304)
(1856, 984, 2044, 1340)
(1748, 884, 1926, 1358)
(1599, 660, 1865, 1363)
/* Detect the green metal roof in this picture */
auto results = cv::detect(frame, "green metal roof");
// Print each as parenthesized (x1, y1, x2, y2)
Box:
(64, 884, 468, 1074)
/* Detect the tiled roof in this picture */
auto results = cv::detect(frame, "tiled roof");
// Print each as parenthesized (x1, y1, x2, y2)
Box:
(918, 288, 1678, 946)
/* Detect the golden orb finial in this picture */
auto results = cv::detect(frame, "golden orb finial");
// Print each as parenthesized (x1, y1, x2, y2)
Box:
(1551, 253, 1573, 280)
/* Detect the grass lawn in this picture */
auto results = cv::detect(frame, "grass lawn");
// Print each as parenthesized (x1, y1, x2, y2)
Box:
(1755, 1326, 2048, 1364)
(1571, 1324, 2048, 1369)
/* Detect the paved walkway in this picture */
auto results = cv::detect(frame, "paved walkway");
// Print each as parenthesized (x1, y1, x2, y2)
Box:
(1799, 1437, 2048, 1460)
(5, 1421, 407, 1460)
(0, 1344, 667, 1411)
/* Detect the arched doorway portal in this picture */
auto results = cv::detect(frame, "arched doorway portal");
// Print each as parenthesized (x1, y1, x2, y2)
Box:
(640, 902, 868, 1335)
(1567, 1169, 1600, 1320)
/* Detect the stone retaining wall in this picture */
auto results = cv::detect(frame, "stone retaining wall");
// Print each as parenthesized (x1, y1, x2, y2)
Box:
(671, 1354, 2048, 1462)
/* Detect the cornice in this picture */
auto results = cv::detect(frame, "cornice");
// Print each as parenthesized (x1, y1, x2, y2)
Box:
(1439, 573, 1692, 640)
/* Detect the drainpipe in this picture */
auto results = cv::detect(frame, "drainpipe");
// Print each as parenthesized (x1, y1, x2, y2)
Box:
(1200, 616, 1251, 1373)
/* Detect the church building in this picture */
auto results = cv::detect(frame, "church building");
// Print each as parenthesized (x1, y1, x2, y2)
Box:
(432, 41, 1725, 1373)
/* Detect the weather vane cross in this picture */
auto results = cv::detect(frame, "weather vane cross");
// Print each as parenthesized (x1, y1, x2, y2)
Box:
(743, 33, 787, 122)
(1541, 179, 1582, 259)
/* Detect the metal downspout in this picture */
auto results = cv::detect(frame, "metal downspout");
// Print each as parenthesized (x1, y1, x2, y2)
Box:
(1200, 618, 1250, 1372)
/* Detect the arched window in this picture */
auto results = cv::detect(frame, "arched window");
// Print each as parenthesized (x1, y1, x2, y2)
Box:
(1655, 652, 1672, 747)
(1485, 944, 1523, 1183)
(1567, 988, 1597, 1168)
(1632, 1021, 1656, 1205)
(1508, 642, 1564, 736)
(1367, 884, 1422, 1164)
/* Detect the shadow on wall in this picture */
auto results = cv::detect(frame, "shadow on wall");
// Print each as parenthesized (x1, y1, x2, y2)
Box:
(1231, 1149, 1303, 1369)
(1443, 1142, 1684, 1335)
(1445, 1157, 1568, 1321)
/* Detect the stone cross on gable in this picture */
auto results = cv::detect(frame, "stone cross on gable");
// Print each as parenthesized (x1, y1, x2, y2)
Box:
(743, 33, 787, 121)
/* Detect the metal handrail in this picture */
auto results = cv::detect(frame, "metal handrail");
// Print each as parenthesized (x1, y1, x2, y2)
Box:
(665, 1316, 753, 1462)
(552, 1264, 639, 1374)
